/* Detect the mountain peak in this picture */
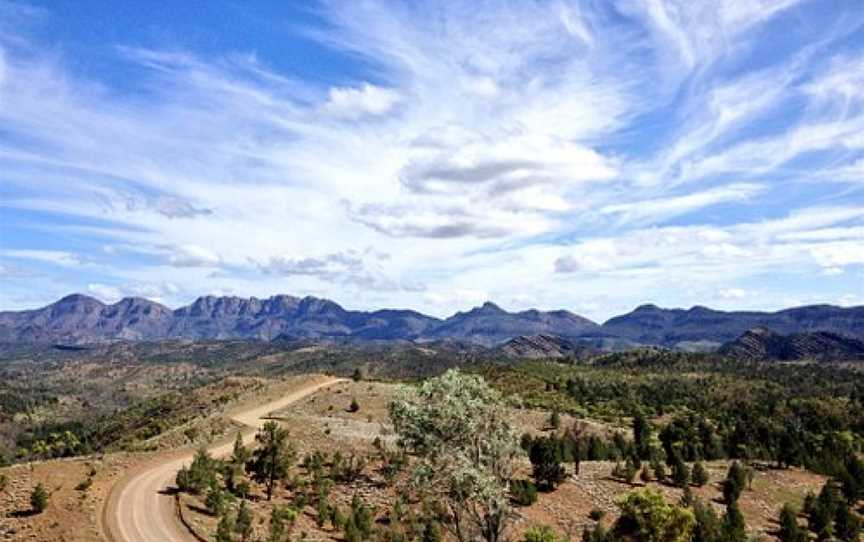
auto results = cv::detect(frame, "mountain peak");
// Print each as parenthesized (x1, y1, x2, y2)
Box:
(57, 293, 104, 306)
(478, 301, 505, 313)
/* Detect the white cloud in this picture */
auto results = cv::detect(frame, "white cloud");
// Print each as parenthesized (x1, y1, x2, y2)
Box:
(166, 245, 221, 268)
(2, 249, 82, 267)
(719, 288, 747, 300)
(323, 83, 401, 119)
(87, 281, 180, 304)
(601, 183, 764, 224)
(87, 283, 124, 302)
(555, 206, 864, 277)
(0, 1, 862, 318)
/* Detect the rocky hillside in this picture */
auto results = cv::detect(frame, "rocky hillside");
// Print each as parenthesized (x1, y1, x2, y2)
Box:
(718, 327, 864, 362)
(1, 294, 862, 349)
(496, 334, 599, 359)
(602, 304, 864, 349)
(0, 294, 597, 346)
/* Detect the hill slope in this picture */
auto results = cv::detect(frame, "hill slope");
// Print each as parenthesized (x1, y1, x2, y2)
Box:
(718, 327, 864, 361)
(602, 304, 864, 349)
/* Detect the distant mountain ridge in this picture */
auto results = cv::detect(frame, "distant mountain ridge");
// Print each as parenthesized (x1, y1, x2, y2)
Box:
(0, 293, 862, 349)
(718, 327, 864, 362)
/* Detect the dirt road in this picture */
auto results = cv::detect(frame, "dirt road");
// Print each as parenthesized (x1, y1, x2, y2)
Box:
(103, 375, 346, 542)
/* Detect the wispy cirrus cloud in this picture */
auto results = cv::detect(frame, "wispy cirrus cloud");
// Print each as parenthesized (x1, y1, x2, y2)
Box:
(0, 0, 862, 318)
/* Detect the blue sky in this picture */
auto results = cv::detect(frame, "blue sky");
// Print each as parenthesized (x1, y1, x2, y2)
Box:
(0, 0, 862, 321)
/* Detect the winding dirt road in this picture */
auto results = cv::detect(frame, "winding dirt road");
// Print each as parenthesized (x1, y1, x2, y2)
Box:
(103, 376, 346, 542)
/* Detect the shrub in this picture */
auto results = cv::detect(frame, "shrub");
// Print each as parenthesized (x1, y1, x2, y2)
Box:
(692, 462, 709, 487)
(778, 504, 807, 542)
(651, 458, 667, 481)
(31, 483, 49, 513)
(550, 411, 561, 430)
(529, 436, 567, 490)
(235, 500, 253, 541)
(349, 398, 360, 413)
(511, 479, 538, 506)
(640, 465, 652, 484)
(216, 512, 236, 542)
(671, 457, 690, 488)
(613, 488, 694, 542)
(589, 509, 606, 521)
(421, 520, 442, 542)
(581, 523, 609, 542)
(75, 477, 93, 492)
(524, 524, 558, 542)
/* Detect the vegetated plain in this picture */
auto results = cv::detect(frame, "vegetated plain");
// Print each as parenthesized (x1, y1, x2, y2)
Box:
(0, 341, 862, 541)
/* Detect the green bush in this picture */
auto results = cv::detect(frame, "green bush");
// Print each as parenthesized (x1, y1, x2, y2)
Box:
(30, 483, 49, 513)
(511, 479, 538, 506)
(524, 524, 558, 542)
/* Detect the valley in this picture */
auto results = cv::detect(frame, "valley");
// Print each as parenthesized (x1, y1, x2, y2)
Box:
(2, 340, 863, 541)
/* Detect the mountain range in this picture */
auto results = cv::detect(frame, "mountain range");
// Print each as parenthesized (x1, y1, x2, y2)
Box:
(1, 293, 862, 349)
(717, 327, 864, 362)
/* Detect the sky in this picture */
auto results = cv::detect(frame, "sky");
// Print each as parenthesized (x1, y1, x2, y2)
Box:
(0, 0, 862, 322)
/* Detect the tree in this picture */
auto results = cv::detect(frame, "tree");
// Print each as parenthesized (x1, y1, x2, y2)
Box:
(809, 480, 843, 538)
(344, 494, 374, 542)
(613, 488, 695, 542)
(231, 432, 251, 466)
(834, 502, 861, 542)
(778, 504, 807, 542)
(524, 524, 558, 542)
(671, 457, 690, 488)
(623, 457, 639, 484)
(349, 398, 360, 413)
(582, 523, 609, 542)
(722, 462, 746, 504)
(720, 502, 746, 542)
(30, 483, 49, 513)
(267, 506, 297, 542)
(248, 421, 295, 501)
(692, 498, 720, 542)
(389, 369, 522, 542)
(206, 483, 234, 516)
(216, 512, 236, 542)
(550, 411, 561, 431)
(633, 414, 652, 460)
(177, 448, 218, 494)
(640, 465, 653, 484)
(692, 462, 709, 487)
(422, 520, 443, 542)
(235, 500, 253, 541)
(652, 458, 667, 482)
(529, 436, 566, 490)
